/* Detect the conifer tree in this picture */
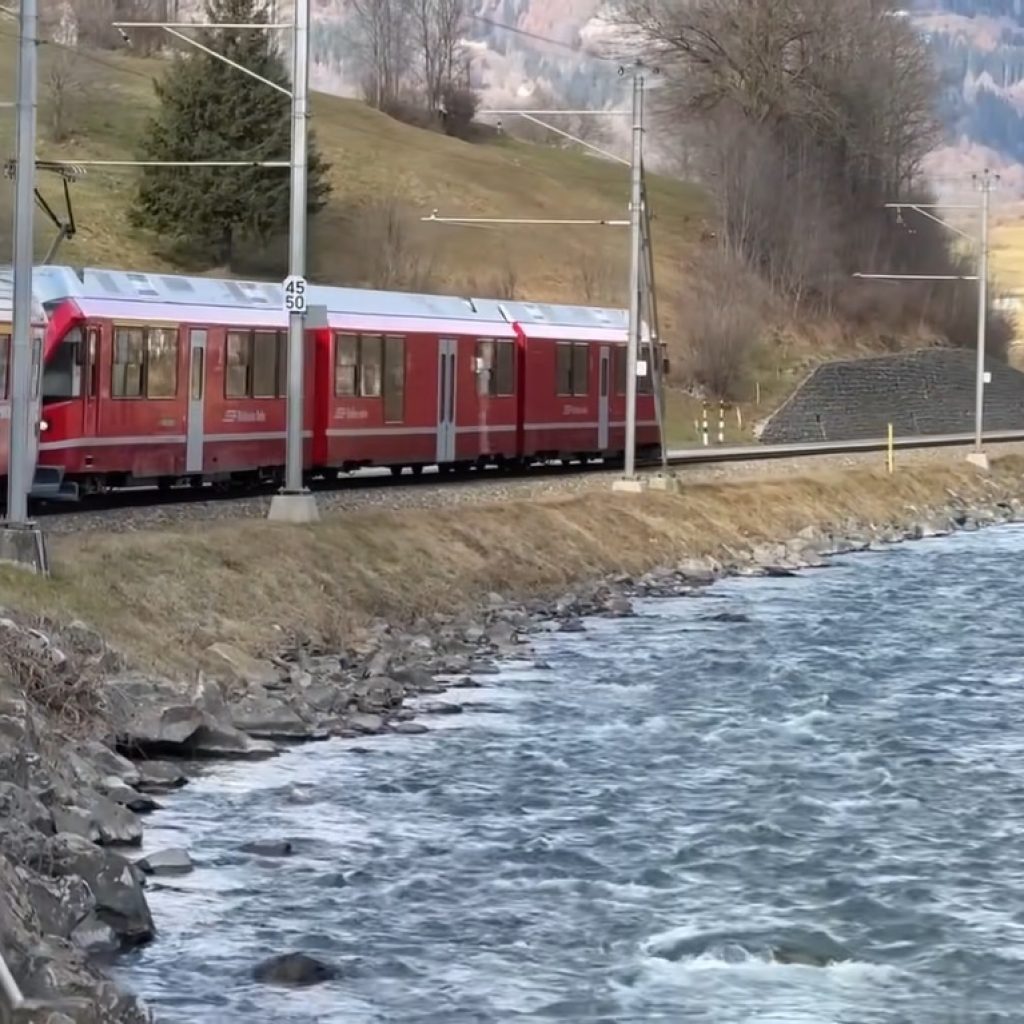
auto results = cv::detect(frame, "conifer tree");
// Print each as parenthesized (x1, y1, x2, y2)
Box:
(131, 0, 332, 269)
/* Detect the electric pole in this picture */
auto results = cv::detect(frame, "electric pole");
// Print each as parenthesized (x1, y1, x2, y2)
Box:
(8, 0, 36, 526)
(853, 170, 998, 470)
(1, 0, 49, 574)
(622, 62, 644, 484)
(973, 169, 995, 460)
(269, 0, 319, 522)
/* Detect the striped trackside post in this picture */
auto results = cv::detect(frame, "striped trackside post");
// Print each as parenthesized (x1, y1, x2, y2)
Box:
(701, 402, 709, 447)
(718, 401, 725, 444)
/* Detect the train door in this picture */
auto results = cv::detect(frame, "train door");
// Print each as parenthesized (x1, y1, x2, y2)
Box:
(436, 337, 457, 464)
(81, 326, 100, 438)
(185, 329, 206, 474)
(598, 346, 611, 450)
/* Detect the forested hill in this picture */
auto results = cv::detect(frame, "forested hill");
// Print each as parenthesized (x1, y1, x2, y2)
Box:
(913, 0, 1024, 165)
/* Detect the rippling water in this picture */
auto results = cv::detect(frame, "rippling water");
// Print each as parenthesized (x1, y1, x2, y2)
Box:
(116, 525, 1024, 1023)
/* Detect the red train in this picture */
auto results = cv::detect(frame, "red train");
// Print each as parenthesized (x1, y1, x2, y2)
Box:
(0, 266, 663, 500)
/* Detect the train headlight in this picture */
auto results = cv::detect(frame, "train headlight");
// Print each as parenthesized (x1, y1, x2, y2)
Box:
(38, 419, 49, 433)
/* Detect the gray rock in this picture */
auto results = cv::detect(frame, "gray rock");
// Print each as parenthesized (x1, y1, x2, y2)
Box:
(99, 778, 161, 814)
(70, 913, 122, 956)
(51, 806, 98, 842)
(79, 741, 141, 788)
(348, 713, 385, 735)
(252, 953, 337, 987)
(136, 848, 193, 875)
(391, 722, 429, 735)
(206, 642, 282, 690)
(21, 873, 93, 940)
(240, 839, 293, 857)
(132, 761, 187, 793)
(354, 675, 405, 712)
(32, 833, 154, 947)
(88, 795, 143, 847)
(0, 782, 54, 835)
(228, 693, 312, 740)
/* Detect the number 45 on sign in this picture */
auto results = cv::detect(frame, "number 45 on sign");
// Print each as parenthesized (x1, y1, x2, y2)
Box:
(283, 275, 307, 314)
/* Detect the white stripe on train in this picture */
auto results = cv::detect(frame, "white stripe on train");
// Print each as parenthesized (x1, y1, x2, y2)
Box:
(38, 421, 659, 452)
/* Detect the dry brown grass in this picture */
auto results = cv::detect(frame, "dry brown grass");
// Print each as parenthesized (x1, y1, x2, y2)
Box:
(1, 456, 1019, 671)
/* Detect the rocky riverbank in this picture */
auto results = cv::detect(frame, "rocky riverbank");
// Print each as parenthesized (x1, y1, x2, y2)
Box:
(3, 460, 1024, 1021)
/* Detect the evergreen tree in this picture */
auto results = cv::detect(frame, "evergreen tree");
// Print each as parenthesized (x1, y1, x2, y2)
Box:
(131, 0, 332, 269)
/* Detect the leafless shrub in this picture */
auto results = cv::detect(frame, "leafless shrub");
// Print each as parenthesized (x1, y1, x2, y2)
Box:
(577, 250, 623, 305)
(490, 259, 518, 300)
(0, 622, 107, 733)
(339, 196, 438, 292)
(683, 252, 766, 401)
(43, 48, 86, 143)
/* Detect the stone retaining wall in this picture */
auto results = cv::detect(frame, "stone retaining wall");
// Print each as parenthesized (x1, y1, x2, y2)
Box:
(759, 348, 1024, 443)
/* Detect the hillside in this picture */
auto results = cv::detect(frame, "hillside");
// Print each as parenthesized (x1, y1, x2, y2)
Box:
(0, 33, 705, 313)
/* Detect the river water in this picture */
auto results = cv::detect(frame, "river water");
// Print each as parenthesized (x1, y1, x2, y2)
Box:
(116, 525, 1024, 1023)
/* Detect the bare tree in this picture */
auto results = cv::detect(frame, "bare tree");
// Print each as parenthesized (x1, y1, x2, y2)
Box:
(414, 0, 465, 112)
(43, 48, 87, 143)
(622, 0, 942, 310)
(337, 196, 438, 292)
(350, 0, 412, 110)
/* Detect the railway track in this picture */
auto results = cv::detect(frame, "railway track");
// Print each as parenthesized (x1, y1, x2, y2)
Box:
(29, 429, 1024, 534)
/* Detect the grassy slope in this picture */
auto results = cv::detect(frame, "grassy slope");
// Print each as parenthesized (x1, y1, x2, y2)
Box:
(0, 35, 705, 305)
(0, 37, 905, 442)
(1, 455, 1018, 670)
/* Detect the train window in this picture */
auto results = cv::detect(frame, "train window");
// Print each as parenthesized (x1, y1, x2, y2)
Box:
(571, 343, 589, 396)
(335, 334, 358, 396)
(614, 347, 627, 395)
(251, 331, 279, 398)
(146, 328, 179, 398)
(477, 339, 515, 397)
(360, 335, 383, 398)
(556, 342, 590, 396)
(275, 333, 288, 395)
(556, 343, 573, 395)
(42, 329, 84, 402)
(226, 331, 251, 398)
(0, 334, 8, 399)
(383, 335, 405, 423)
(112, 327, 145, 398)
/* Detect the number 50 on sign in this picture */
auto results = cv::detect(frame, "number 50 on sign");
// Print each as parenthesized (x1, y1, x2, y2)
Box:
(283, 275, 307, 314)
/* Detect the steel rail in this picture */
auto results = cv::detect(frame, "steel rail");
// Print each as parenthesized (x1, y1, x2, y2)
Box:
(664, 429, 1024, 466)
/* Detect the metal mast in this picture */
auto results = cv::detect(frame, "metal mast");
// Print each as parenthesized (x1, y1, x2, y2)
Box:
(8, 0, 37, 526)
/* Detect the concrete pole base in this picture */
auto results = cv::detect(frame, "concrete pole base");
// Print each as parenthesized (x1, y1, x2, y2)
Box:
(267, 492, 321, 524)
(0, 523, 49, 575)
(612, 477, 645, 494)
(965, 451, 990, 472)
(647, 473, 682, 494)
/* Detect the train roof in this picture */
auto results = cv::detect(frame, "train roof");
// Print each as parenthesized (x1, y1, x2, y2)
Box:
(0, 268, 47, 325)
(25, 266, 636, 334)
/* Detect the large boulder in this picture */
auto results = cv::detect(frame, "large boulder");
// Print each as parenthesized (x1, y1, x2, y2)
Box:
(30, 834, 154, 948)
(0, 782, 54, 835)
(228, 693, 315, 741)
(205, 643, 282, 690)
(0, 854, 150, 1023)
(107, 673, 274, 760)
(252, 953, 337, 987)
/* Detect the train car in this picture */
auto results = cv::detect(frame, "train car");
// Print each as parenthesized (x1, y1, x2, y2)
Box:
(10, 265, 663, 499)
(477, 299, 661, 463)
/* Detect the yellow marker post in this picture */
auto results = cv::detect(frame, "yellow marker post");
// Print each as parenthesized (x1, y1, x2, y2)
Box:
(887, 423, 894, 475)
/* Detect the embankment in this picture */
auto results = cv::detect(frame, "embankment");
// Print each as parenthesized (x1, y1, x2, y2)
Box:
(9, 456, 1024, 670)
(3, 454, 1024, 1022)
